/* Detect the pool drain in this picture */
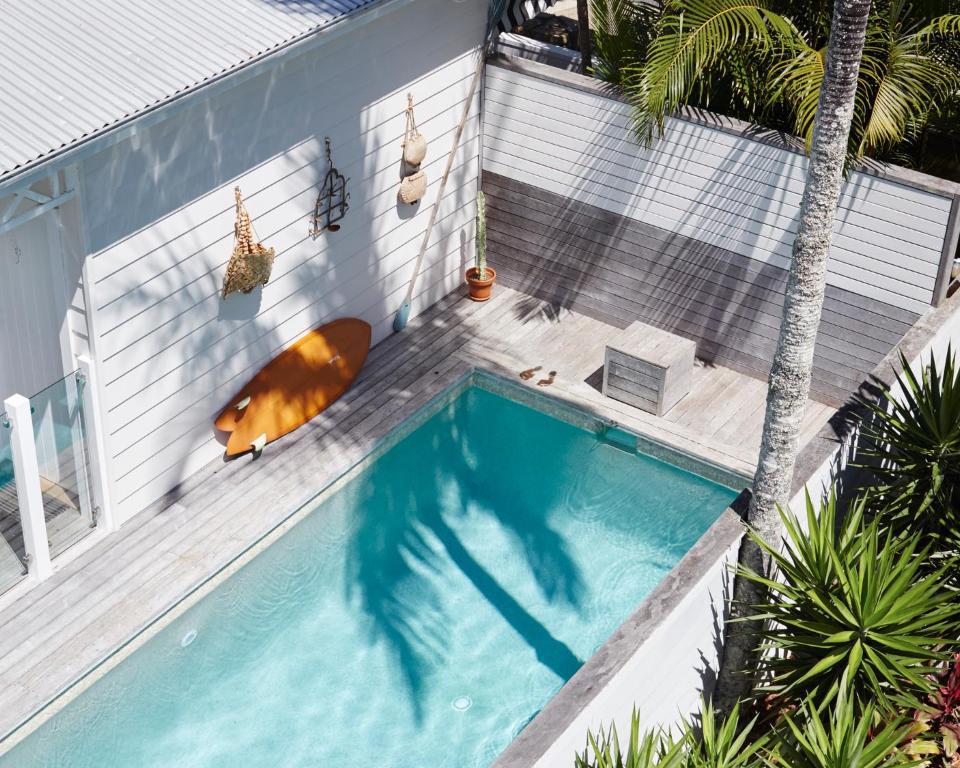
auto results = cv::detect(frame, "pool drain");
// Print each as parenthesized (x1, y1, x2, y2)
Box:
(181, 629, 198, 648)
(452, 696, 472, 712)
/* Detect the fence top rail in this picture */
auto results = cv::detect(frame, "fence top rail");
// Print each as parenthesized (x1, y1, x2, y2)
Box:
(487, 52, 960, 201)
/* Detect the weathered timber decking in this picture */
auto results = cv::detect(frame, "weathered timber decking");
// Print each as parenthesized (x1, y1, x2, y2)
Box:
(0, 286, 833, 744)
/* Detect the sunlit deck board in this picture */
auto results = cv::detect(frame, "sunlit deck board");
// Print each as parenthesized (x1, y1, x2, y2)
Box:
(0, 285, 835, 742)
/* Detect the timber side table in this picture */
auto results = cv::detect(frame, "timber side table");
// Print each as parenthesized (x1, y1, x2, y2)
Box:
(602, 322, 696, 416)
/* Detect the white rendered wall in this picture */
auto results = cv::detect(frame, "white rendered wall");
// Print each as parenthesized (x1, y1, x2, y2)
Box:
(80, 0, 486, 522)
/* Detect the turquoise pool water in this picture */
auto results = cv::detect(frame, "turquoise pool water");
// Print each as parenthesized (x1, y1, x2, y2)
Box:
(1, 385, 737, 767)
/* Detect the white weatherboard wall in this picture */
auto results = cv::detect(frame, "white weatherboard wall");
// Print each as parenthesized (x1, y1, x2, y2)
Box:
(483, 64, 952, 315)
(81, 0, 485, 522)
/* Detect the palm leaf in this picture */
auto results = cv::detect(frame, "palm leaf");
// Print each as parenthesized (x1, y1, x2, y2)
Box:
(629, 0, 798, 144)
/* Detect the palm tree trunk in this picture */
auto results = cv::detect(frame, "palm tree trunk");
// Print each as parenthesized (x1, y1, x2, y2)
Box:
(713, 0, 873, 714)
(577, 0, 592, 74)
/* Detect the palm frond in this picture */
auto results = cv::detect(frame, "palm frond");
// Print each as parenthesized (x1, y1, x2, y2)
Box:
(590, 0, 660, 87)
(914, 12, 960, 44)
(628, 0, 798, 144)
(768, 38, 826, 150)
(856, 37, 957, 158)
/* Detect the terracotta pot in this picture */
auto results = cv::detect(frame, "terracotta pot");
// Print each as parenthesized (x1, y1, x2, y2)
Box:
(465, 266, 496, 301)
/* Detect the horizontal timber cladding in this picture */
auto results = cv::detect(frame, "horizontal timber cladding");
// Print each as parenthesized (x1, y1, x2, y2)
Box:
(83, 0, 486, 522)
(482, 172, 918, 405)
(482, 59, 957, 316)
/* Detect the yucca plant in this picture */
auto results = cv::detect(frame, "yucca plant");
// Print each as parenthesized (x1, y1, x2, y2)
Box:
(576, 710, 684, 768)
(857, 346, 960, 558)
(736, 491, 960, 711)
(576, 700, 765, 768)
(764, 691, 920, 768)
(690, 699, 767, 768)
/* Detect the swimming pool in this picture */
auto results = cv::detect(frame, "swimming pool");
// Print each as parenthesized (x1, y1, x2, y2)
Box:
(0, 381, 738, 767)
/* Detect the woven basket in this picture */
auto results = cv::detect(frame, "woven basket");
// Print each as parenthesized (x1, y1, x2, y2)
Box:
(403, 133, 428, 166)
(398, 170, 427, 204)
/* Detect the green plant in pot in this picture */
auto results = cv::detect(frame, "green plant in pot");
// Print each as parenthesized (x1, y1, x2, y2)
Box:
(466, 191, 496, 301)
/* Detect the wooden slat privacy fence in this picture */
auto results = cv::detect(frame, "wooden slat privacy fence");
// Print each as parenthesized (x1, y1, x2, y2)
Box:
(482, 55, 960, 404)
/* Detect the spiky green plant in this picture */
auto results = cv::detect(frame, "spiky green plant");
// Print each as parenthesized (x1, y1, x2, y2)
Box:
(736, 490, 960, 711)
(575, 709, 684, 768)
(689, 699, 766, 768)
(575, 700, 765, 768)
(475, 190, 488, 281)
(764, 691, 921, 768)
(857, 346, 960, 557)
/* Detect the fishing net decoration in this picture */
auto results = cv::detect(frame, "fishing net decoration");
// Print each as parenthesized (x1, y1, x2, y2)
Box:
(222, 186, 277, 298)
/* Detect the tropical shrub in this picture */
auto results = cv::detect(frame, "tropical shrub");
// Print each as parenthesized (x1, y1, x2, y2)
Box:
(575, 700, 765, 768)
(737, 491, 960, 711)
(857, 347, 960, 558)
(591, 0, 960, 169)
(764, 691, 920, 768)
(589, 0, 658, 87)
(907, 653, 960, 767)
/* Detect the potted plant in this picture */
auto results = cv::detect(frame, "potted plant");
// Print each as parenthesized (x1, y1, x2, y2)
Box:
(466, 191, 496, 301)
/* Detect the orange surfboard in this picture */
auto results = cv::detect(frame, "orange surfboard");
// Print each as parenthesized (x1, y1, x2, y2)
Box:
(215, 318, 372, 456)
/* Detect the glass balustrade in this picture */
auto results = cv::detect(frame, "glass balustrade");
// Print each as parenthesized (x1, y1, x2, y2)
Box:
(29, 371, 96, 558)
(0, 411, 28, 595)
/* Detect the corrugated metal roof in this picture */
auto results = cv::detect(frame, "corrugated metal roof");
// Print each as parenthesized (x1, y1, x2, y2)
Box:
(0, 0, 383, 184)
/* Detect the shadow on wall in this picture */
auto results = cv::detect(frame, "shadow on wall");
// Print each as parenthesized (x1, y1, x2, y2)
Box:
(482, 79, 847, 392)
(75, 0, 485, 514)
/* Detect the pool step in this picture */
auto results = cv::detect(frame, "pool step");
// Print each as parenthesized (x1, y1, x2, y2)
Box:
(599, 423, 637, 453)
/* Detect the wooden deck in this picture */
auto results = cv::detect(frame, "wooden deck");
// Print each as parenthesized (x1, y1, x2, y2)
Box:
(0, 286, 834, 744)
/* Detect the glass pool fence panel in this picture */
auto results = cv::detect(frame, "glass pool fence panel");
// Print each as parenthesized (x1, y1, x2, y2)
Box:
(0, 411, 28, 595)
(30, 371, 97, 559)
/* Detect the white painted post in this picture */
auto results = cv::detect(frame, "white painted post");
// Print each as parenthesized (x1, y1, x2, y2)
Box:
(77, 355, 115, 532)
(3, 394, 52, 579)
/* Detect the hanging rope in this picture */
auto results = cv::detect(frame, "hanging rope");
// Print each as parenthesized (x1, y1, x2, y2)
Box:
(402, 93, 428, 167)
(222, 187, 277, 299)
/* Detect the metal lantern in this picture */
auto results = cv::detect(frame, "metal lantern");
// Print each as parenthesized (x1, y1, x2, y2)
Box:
(310, 137, 349, 235)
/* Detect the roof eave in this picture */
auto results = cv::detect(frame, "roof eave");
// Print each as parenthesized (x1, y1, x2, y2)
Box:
(0, 0, 413, 197)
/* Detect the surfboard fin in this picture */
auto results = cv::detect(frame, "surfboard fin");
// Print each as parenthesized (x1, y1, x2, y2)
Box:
(236, 396, 251, 410)
(251, 433, 267, 452)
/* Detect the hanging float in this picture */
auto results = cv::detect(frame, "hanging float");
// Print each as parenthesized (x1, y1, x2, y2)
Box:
(398, 94, 428, 205)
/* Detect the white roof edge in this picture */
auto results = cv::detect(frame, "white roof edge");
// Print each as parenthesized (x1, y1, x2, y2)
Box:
(0, 0, 413, 197)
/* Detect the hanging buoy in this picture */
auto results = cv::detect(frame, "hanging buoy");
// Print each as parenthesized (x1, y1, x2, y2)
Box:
(398, 170, 427, 205)
(402, 94, 428, 166)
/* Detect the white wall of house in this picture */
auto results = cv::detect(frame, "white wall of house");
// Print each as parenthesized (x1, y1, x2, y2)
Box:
(79, 0, 486, 522)
(0, 213, 72, 403)
(0, 196, 90, 490)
